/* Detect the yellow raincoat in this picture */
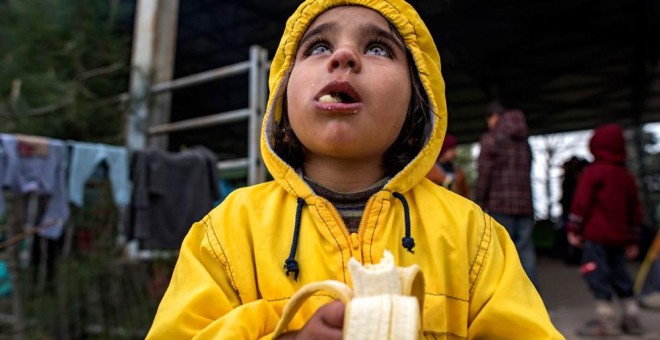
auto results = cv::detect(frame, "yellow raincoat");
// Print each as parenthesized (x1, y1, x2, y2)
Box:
(147, 0, 563, 338)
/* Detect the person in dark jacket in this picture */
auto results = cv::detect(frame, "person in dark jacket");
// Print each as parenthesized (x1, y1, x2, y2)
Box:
(476, 100, 535, 285)
(568, 123, 644, 336)
(559, 156, 589, 264)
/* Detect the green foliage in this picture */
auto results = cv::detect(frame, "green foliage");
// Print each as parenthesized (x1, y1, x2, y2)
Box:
(0, 0, 131, 143)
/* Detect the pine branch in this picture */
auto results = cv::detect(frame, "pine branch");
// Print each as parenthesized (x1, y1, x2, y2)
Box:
(3, 62, 126, 118)
(80, 62, 124, 80)
(23, 94, 75, 117)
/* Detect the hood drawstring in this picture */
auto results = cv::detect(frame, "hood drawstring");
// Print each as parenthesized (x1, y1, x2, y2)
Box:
(284, 197, 305, 281)
(393, 192, 415, 254)
(284, 193, 414, 280)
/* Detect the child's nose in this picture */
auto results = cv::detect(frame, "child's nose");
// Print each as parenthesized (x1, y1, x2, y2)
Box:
(328, 47, 361, 73)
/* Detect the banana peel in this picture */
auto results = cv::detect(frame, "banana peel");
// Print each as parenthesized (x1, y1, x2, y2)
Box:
(273, 250, 425, 339)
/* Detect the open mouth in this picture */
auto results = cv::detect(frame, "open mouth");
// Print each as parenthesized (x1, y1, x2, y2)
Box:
(315, 81, 362, 104)
(319, 92, 357, 103)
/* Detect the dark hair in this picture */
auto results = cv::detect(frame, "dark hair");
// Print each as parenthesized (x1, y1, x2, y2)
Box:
(272, 23, 432, 177)
(381, 53, 432, 175)
(486, 99, 506, 116)
(272, 97, 305, 169)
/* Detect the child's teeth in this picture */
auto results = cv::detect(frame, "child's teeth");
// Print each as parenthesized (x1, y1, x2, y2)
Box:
(319, 94, 342, 103)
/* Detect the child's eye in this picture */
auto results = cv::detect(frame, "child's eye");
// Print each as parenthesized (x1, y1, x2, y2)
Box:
(310, 44, 332, 55)
(365, 39, 395, 58)
(366, 45, 390, 57)
(301, 38, 332, 57)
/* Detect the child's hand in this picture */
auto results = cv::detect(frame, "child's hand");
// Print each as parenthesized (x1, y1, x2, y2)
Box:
(277, 300, 344, 339)
(567, 232, 583, 248)
(625, 245, 639, 260)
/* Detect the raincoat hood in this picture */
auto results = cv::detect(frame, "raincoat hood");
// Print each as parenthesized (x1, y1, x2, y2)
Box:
(589, 123, 627, 164)
(260, 0, 447, 197)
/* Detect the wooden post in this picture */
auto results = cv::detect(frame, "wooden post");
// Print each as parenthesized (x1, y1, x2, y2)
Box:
(5, 191, 25, 340)
(148, 0, 179, 150)
(126, 0, 180, 151)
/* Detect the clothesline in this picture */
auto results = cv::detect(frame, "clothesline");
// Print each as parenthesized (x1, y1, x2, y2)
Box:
(1, 133, 223, 253)
(0, 134, 129, 240)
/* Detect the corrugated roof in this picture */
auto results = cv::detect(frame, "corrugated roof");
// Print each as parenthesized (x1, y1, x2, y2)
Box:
(163, 0, 660, 154)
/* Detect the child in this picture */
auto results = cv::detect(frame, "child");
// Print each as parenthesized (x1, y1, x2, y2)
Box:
(567, 123, 644, 336)
(426, 133, 471, 198)
(147, 1, 562, 338)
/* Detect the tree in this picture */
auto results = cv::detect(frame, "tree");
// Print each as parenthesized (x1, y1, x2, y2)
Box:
(0, 0, 131, 143)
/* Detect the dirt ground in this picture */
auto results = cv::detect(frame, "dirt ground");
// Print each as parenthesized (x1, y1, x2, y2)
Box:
(537, 255, 660, 340)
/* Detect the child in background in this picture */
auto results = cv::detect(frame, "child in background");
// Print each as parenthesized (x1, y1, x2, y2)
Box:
(568, 123, 644, 336)
(426, 133, 471, 198)
(147, 1, 562, 338)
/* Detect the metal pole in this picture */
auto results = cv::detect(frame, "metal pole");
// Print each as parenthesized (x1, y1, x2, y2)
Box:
(151, 62, 250, 94)
(248, 46, 261, 185)
(148, 109, 250, 135)
(257, 48, 270, 183)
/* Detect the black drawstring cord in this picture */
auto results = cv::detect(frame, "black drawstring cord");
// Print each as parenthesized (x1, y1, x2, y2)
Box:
(284, 197, 305, 281)
(392, 192, 415, 253)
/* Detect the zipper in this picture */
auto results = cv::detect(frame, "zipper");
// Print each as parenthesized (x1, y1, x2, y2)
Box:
(356, 195, 377, 237)
(320, 194, 378, 253)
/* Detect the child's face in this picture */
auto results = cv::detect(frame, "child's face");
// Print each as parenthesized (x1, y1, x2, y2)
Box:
(286, 6, 412, 163)
(439, 148, 457, 163)
(487, 113, 500, 130)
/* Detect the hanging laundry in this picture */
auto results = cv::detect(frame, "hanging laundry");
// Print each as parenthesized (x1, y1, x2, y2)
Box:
(0, 260, 11, 297)
(126, 146, 219, 249)
(16, 134, 50, 157)
(68, 141, 130, 208)
(0, 142, 4, 215)
(0, 134, 69, 239)
(213, 179, 237, 207)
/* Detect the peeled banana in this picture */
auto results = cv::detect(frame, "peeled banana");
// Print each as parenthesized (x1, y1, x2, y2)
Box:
(273, 251, 425, 339)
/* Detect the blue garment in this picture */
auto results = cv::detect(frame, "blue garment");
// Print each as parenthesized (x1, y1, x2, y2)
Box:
(0, 134, 69, 239)
(68, 142, 130, 207)
(491, 213, 537, 285)
(581, 241, 634, 300)
(0, 141, 5, 218)
(212, 179, 236, 207)
(0, 261, 11, 297)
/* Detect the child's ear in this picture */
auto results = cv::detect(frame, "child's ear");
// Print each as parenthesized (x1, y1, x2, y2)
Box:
(282, 128, 290, 143)
(407, 138, 419, 147)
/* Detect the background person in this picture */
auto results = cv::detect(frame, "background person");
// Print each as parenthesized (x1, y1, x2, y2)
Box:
(426, 133, 470, 198)
(476, 100, 536, 285)
(568, 123, 644, 336)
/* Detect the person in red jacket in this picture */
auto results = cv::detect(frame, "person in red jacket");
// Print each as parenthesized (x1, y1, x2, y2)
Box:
(567, 123, 644, 336)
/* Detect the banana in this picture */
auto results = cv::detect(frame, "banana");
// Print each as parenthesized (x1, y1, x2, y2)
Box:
(273, 250, 425, 339)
